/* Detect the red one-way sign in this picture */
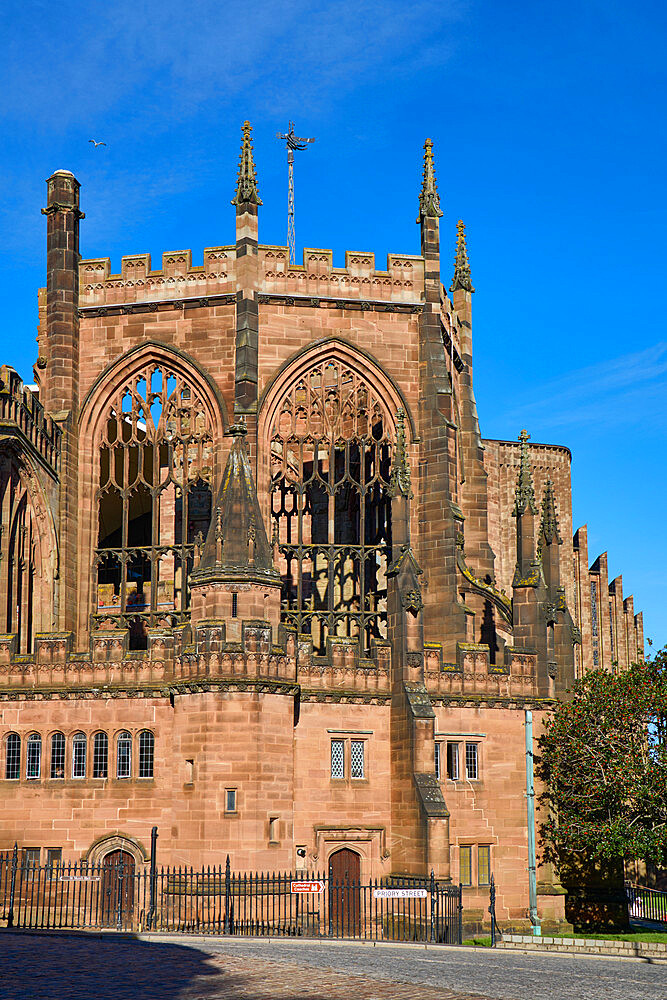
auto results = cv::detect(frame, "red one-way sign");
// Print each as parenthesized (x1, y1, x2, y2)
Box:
(290, 880, 325, 893)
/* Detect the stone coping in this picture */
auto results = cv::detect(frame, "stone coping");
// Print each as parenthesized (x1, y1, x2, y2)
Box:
(499, 933, 667, 961)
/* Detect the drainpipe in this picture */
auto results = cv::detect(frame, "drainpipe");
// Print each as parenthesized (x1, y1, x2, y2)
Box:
(525, 710, 541, 936)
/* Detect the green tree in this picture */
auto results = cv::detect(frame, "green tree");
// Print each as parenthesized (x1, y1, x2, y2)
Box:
(537, 649, 667, 870)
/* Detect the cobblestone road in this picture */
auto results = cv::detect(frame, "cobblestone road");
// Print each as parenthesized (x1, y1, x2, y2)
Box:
(1, 932, 666, 1000)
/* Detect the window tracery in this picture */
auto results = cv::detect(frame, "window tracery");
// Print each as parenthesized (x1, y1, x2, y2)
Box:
(269, 358, 394, 655)
(94, 364, 214, 645)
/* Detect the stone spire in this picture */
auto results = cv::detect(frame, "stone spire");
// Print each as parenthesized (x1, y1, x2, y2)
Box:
(513, 429, 538, 516)
(193, 423, 277, 582)
(450, 220, 475, 293)
(417, 138, 443, 221)
(539, 479, 563, 547)
(231, 121, 262, 207)
(390, 408, 412, 498)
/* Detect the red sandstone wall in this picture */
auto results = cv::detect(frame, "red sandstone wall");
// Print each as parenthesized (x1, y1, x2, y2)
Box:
(484, 439, 574, 611)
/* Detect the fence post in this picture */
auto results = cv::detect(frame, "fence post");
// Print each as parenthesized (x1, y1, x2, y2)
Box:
(147, 826, 158, 930)
(458, 883, 463, 945)
(223, 855, 231, 935)
(429, 869, 435, 942)
(7, 843, 18, 928)
(489, 874, 496, 947)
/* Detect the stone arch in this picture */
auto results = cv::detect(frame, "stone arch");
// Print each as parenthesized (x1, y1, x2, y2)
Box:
(84, 832, 149, 867)
(259, 339, 413, 657)
(0, 444, 58, 650)
(259, 337, 415, 445)
(77, 343, 228, 642)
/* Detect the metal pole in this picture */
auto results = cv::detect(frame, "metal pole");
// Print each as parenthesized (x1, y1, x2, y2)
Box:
(147, 826, 158, 930)
(429, 868, 435, 942)
(458, 883, 463, 945)
(224, 854, 230, 935)
(7, 842, 18, 928)
(489, 874, 496, 947)
(525, 710, 541, 936)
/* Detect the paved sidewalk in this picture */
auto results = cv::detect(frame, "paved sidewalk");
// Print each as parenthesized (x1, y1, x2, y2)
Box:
(2, 932, 667, 1000)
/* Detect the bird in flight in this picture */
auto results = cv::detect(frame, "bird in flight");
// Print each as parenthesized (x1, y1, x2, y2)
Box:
(88, 139, 106, 147)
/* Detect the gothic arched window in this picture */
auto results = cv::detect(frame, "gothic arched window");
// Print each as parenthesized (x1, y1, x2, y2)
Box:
(94, 364, 213, 646)
(50, 732, 65, 779)
(270, 358, 394, 655)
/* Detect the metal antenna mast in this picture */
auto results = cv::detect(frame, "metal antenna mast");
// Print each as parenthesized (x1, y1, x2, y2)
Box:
(277, 121, 315, 264)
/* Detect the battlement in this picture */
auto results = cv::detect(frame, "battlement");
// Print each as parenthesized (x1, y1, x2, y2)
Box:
(258, 246, 423, 304)
(0, 365, 61, 475)
(0, 626, 538, 702)
(76, 243, 425, 312)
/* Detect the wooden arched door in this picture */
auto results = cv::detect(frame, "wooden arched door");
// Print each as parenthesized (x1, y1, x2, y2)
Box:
(328, 848, 361, 936)
(101, 850, 135, 928)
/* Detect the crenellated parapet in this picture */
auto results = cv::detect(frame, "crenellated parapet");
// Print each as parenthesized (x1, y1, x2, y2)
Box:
(77, 247, 236, 308)
(423, 641, 538, 700)
(0, 365, 61, 476)
(258, 247, 423, 304)
(75, 245, 425, 313)
(0, 624, 538, 701)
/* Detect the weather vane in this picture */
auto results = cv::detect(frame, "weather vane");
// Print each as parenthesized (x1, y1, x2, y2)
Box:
(277, 122, 315, 264)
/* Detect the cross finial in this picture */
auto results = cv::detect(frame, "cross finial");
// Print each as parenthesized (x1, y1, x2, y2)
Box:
(417, 138, 443, 221)
(450, 220, 475, 293)
(514, 429, 537, 516)
(231, 121, 262, 207)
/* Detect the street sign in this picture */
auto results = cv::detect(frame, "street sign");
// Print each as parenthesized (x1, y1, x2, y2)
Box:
(373, 888, 427, 899)
(290, 880, 325, 894)
(58, 875, 101, 882)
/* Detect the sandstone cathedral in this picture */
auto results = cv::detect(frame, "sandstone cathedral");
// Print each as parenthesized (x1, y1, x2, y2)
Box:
(0, 124, 642, 931)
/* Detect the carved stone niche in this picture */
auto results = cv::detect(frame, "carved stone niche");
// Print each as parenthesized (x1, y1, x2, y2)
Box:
(242, 620, 272, 654)
(34, 631, 73, 665)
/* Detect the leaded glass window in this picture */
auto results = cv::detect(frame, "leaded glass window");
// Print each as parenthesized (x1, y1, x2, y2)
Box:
(465, 742, 478, 780)
(117, 731, 132, 779)
(95, 365, 213, 646)
(26, 733, 41, 780)
(93, 732, 108, 778)
(270, 359, 393, 655)
(5, 733, 20, 780)
(478, 845, 491, 886)
(72, 733, 86, 779)
(331, 739, 345, 779)
(138, 730, 154, 778)
(50, 732, 65, 779)
(350, 740, 365, 779)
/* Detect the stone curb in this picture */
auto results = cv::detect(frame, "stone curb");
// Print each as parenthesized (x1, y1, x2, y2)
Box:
(498, 934, 667, 963)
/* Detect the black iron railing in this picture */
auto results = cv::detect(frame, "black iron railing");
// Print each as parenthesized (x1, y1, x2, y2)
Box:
(0, 850, 463, 944)
(626, 883, 667, 925)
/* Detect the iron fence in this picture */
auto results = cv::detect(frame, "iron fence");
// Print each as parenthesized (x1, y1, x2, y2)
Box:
(0, 849, 462, 944)
(626, 883, 667, 925)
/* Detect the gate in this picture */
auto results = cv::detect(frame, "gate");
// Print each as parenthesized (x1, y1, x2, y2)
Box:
(0, 848, 463, 944)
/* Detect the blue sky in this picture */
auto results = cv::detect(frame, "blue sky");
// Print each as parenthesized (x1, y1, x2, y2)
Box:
(1, 0, 665, 649)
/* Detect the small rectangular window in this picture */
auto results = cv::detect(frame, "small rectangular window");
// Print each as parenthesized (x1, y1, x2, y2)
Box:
(447, 742, 459, 780)
(269, 817, 279, 842)
(22, 848, 40, 880)
(225, 788, 237, 813)
(478, 845, 491, 886)
(459, 846, 472, 887)
(350, 740, 365, 779)
(46, 848, 62, 875)
(434, 742, 441, 780)
(331, 739, 345, 779)
(465, 742, 478, 780)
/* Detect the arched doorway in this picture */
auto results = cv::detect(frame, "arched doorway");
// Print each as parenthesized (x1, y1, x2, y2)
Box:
(101, 849, 135, 928)
(328, 847, 361, 936)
